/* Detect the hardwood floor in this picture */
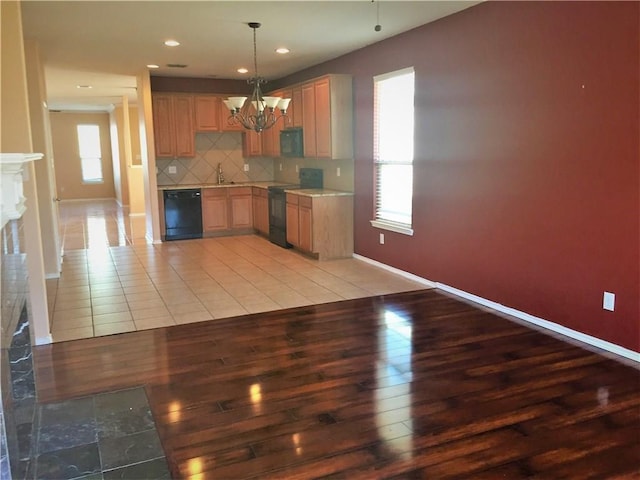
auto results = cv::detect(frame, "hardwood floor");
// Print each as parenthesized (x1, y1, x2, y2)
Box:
(34, 289, 640, 479)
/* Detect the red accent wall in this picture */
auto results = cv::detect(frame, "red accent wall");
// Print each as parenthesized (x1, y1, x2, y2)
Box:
(278, 2, 640, 352)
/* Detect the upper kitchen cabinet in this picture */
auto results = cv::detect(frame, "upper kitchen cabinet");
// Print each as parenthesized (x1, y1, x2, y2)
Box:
(219, 98, 245, 132)
(243, 130, 263, 157)
(194, 95, 221, 132)
(261, 89, 290, 157)
(152, 94, 195, 158)
(291, 86, 303, 128)
(302, 83, 317, 158)
(300, 75, 353, 160)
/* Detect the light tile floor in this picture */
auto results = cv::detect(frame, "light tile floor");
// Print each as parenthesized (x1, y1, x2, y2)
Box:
(47, 199, 429, 342)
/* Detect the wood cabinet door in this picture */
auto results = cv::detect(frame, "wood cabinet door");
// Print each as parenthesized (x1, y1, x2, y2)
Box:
(202, 191, 228, 232)
(286, 202, 299, 246)
(252, 195, 267, 234)
(302, 83, 316, 157)
(291, 87, 303, 128)
(299, 205, 313, 252)
(195, 96, 220, 132)
(243, 130, 263, 157)
(152, 95, 176, 157)
(314, 78, 331, 158)
(230, 193, 252, 229)
(262, 121, 275, 156)
(173, 96, 195, 157)
(280, 88, 294, 131)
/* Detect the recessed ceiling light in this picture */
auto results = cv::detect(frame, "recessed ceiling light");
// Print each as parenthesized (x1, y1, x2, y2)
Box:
(164, 39, 180, 47)
(147, 64, 160, 69)
(275, 47, 290, 54)
(237, 68, 249, 74)
(76, 85, 92, 89)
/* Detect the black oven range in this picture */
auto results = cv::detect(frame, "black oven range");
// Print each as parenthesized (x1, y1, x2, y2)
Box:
(268, 168, 323, 248)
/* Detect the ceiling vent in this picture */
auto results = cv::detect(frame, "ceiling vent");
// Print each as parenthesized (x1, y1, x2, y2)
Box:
(166, 63, 188, 68)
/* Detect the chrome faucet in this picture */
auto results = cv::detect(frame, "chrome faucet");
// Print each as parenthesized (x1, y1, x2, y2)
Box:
(217, 163, 224, 184)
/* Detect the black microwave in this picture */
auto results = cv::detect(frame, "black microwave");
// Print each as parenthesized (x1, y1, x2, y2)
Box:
(280, 128, 303, 157)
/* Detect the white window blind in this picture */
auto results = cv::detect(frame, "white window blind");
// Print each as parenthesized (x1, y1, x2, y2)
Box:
(372, 67, 415, 235)
(77, 124, 104, 183)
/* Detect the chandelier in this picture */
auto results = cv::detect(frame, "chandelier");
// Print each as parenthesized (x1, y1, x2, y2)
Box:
(224, 22, 291, 133)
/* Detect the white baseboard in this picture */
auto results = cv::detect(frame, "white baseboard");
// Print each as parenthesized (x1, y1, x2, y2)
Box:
(353, 254, 436, 288)
(35, 334, 52, 345)
(353, 254, 639, 364)
(436, 283, 639, 364)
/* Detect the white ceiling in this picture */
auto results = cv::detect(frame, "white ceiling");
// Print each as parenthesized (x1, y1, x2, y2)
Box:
(20, 1, 479, 111)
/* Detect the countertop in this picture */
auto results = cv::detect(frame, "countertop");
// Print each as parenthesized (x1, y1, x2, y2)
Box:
(157, 182, 353, 197)
(157, 181, 281, 191)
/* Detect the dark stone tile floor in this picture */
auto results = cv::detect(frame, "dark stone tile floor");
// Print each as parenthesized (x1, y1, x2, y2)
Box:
(32, 387, 170, 480)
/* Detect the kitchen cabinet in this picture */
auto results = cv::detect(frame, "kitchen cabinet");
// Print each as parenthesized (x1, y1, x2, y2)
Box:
(243, 130, 263, 157)
(299, 75, 353, 160)
(229, 187, 253, 230)
(286, 193, 299, 247)
(202, 188, 228, 233)
(252, 187, 269, 235)
(291, 86, 303, 128)
(195, 95, 220, 132)
(301, 83, 316, 158)
(201, 186, 254, 236)
(261, 89, 291, 157)
(285, 192, 354, 260)
(152, 94, 195, 158)
(298, 196, 313, 252)
(219, 101, 245, 132)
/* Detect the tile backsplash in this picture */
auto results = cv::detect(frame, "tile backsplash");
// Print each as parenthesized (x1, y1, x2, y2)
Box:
(156, 132, 274, 186)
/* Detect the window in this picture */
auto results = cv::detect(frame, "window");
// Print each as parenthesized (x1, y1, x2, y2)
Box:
(371, 67, 415, 236)
(77, 124, 103, 183)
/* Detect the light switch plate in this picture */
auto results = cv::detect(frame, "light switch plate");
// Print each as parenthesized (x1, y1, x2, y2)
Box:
(168, 166, 177, 174)
(244, 164, 249, 172)
(603, 292, 615, 311)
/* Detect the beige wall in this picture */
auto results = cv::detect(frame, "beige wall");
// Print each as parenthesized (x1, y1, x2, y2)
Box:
(24, 39, 62, 278)
(50, 111, 116, 199)
(0, 0, 50, 344)
(1, 1, 32, 152)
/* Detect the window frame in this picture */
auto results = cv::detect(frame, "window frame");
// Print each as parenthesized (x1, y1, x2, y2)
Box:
(370, 66, 415, 236)
(76, 124, 104, 184)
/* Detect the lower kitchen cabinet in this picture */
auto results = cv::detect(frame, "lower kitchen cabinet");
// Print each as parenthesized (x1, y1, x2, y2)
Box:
(286, 193, 353, 260)
(298, 196, 313, 252)
(202, 188, 229, 233)
(286, 193, 299, 247)
(229, 187, 253, 230)
(252, 187, 269, 235)
(201, 186, 254, 237)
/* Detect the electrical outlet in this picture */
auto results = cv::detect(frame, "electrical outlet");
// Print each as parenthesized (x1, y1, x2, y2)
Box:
(244, 164, 249, 172)
(337, 167, 341, 177)
(603, 292, 615, 311)
(168, 166, 177, 174)
(279, 163, 283, 171)
(379, 233, 385, 245)
(295, 165, 299, 173)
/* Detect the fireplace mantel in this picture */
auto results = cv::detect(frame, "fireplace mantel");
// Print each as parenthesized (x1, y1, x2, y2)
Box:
(0, 153, 43, 229)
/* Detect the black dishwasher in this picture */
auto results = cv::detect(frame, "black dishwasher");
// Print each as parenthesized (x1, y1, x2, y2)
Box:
(163, 189, 203, 241)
